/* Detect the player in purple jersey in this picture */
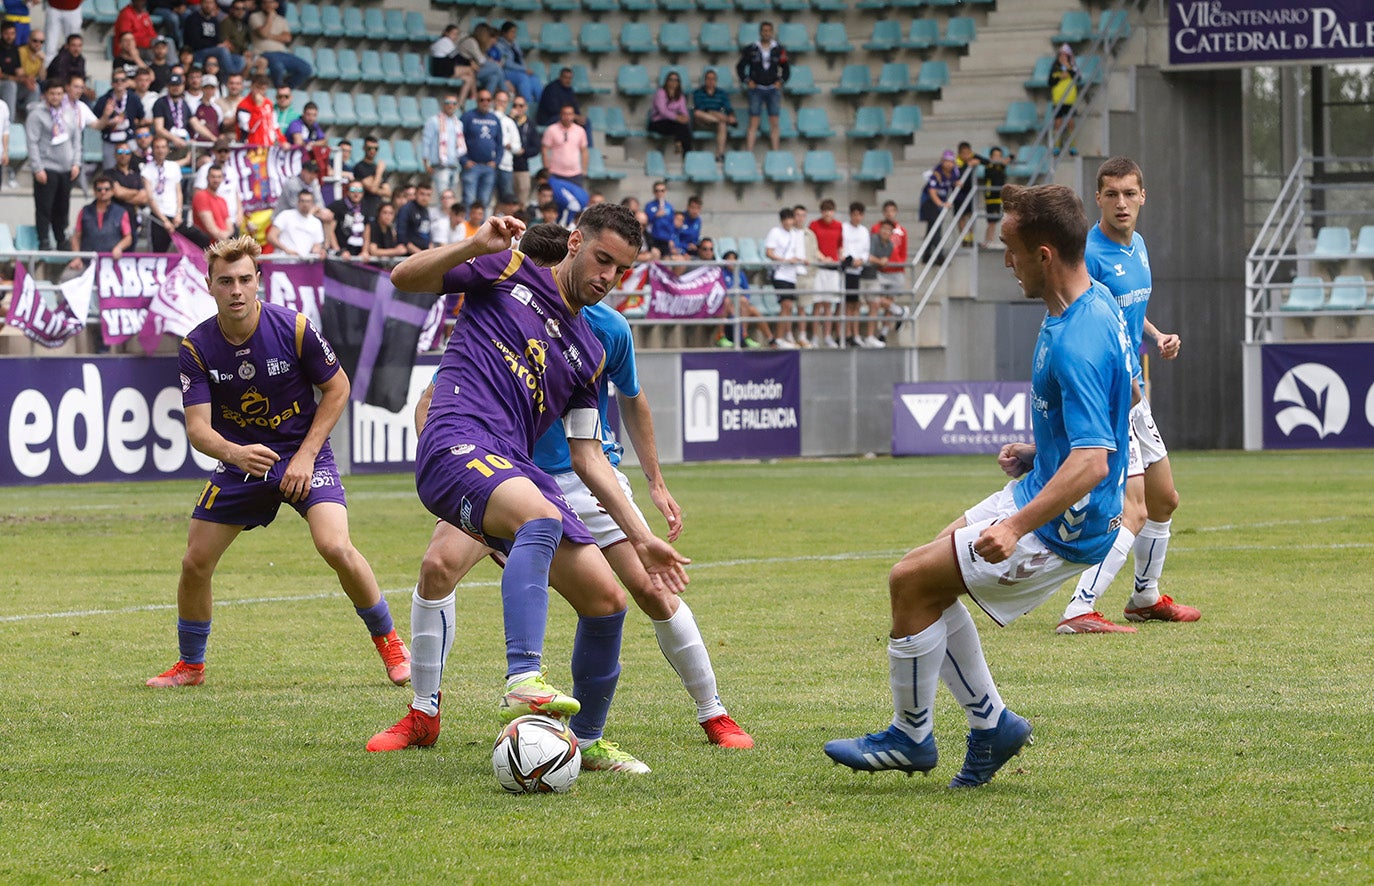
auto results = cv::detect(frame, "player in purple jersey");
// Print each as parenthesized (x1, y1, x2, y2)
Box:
(825, 185, 1132, 787)
(147, 235, 411, 689)
(373, 206, 689, 773)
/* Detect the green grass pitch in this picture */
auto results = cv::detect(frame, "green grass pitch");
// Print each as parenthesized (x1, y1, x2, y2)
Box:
(2, 451, 1371, 882)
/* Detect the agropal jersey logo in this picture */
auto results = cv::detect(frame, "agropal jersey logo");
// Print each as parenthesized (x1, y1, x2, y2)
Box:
(1272, 362, 1349, 439)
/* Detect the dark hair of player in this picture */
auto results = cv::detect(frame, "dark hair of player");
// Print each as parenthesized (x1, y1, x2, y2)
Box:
(519, 223, 571, 267)
(575, 203, 643, 253)
(1001, 184, 1090, 265)
(1095, 156, 1145, 192)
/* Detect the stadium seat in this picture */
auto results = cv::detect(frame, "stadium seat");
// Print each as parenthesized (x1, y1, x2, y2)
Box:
(714, 236, 739, 256)
(82, 127, 102, 165)
(393, 139, 421, 175)
(377, 95, 403, 128)
(940, 17, 976, 50)
(659, 64, 691, 90)
(645, 149, 684, 182)
(1355, 226, 1374, 257)
(312, 47, 338, 81)
(620, 22, 656, 55)
(786, 65, 820, 96)
(684, 151, 722, 184)
(736, 22, 763, 47)
(354, 94, 381, 128)
(337, 49, 362, 81)
(0, 223, 14, 257)
(572, 64, 609, 95)
(402, 53, 428, 86)
(864, 20, 902, 52)
(796, 107, 835, 139)
(583, 0, 621, 10)
(619, 0, 654, 12)
(1325, 276, 1369, 310)
(803, 150, 841, 184)
(297, 3, 322, 36)
(320, 6, 343, 39)
(1024, 56, 1053, 91)
(759, 106, 798, 140)
(704, 65, 736, 92)
(914, 61, 950, 94)
(996, 102, 1041, 137)
(544, 0, 580, 11)
(857, 0, 891, 9)
(659, 22, 694, 55)
(332, 93, 357, 127)
(660, 0, 695, 15)
(420, 96, 440, 121)
(1053, 10, 1094, 43)
(874, 63, 912, 94)
(587, 147, 627, 181)
(605, 104, 645, 138)
(777, 22, 813, 54)
(342, 6, 366, 39)
(763, 151, 801, 184)
(1280, 276, 1326, 311)
(16, 224, 40, 252)
(853, 148, 895, 183)
(833, 64, 873, 97)
(697, 0, 732, 11)
(699, 22, 736, 55)
(538, 22, 575, 56)
(723, 151, 761, 184)
(379, 52, 405, 85)
(1007, 145, 1050, 178)
(398, 95, 424, 129)
(584, 104, 609, 135)
(501, 0, 539, 11)
(616, 64, 654, 97)
(1079, 55, 1105, 87)
(580, 22, 615, 55)
(735, 0, 770, 12)
(926, 0, 959, 6)
(816, 22, 852, 54)
(903, 19, 938, 51)
(1314, 226, 1353, 257)
(405, 12, 430, 44)
(363, 8, 385, 40)
(372, 137, 395, 170)
(882, 104, 922, 137)
(310, 91, 334, 126)
(847, 106, 885, 139)
(813, 0, 849, 13)
(359, 50, 384, 83)
(736, 236, 764, 267)
(1097, 9, 1132, 41)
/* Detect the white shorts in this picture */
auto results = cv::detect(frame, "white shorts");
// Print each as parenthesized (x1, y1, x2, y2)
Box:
(953, 482, 1094, 626)
(1131, 396, 1168, 471)
(553, 467, 649, 549)
(811, 268, 842, 305)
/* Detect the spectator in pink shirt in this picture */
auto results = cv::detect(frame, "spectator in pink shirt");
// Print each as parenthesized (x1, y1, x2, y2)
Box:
(540, 103, 589, 189)
(649, 70, 693, 156)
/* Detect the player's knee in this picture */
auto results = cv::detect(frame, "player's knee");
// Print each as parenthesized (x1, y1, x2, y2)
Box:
(1152, 487, 1180, 519)
(577, 581, 626, 617)
(180, 549, 216, 582)
(625, 577, 672, 617)
(315, 537, 359, 570)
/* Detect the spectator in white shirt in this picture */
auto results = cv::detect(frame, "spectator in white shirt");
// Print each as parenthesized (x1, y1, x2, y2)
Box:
(840, 201, 874, 348)
(141, 134, 183, 252)
(764, 206, 806, 348)
(267, 189, 325, 257)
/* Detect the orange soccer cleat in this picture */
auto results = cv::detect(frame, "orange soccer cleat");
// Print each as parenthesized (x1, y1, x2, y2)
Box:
(702, 714, 755, 749)
(146, 660, 206, 688)
(367, 700, 441, 752)
(372, 630, 412, 685)
(1124, 594, 1202, 623)
(1055, 612, 1138, 634)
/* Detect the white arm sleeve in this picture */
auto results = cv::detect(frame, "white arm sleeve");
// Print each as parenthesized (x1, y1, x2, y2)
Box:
(564, 407, 602, 440)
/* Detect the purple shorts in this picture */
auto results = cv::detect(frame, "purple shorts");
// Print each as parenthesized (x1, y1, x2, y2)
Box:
(415, 422, 594, 554)
(191, 444, 348, 530)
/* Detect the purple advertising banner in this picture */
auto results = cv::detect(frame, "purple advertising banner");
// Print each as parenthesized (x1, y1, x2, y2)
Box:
(1169, 0, 1374, 67)
(682, 351, 801, 461)
(893, 381, 1032, 456)
(0, 357, 218, 486)
(645, 264, 728, 320)
(1262, 343, 1374, 449)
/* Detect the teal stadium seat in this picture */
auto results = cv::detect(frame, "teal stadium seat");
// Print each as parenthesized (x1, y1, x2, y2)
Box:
(398, 95, 423, 129)
(714, 236, 738, 256)
(580, 22, 615, 56)
(364, 8, 386, 40)
(572, 64, 609, 95)
(616, 64, 654, 97)
(587, 148, 627, 181)
(796, 107, 835, 139)
(857, 0, 891, 9)
(297, 3, 322, 36)
(736, 22, 763, 48)
(283, 2, 300, 32)
(997, 101, 1041, 137)
(786, 65, 819, 96)
(377, 95, 402, 128)
(736, 0, 770, 12)
(853, 149, 895, 183)
(292, 45, 314, 73)
(7, 122, 26, 165)
(697, 0, 732, 11)
(393, 139, 421, 175)
(847, 106, 885, 139)
(684, 151, 722, 184)
(380, 52, 405, 85)
(699, 22, 736, 56)
(1355, 226, 1374, 257)
(736, 236, 764, 268)
(583, 0, 620, 10)
(1008, 145, 1050, 178)
(1280, 276, 1325, 311)
(502, 0, 539, 11)
(82, 126, 102, 164)
(16, 224, 40, 252)
(864, 20, 902, 52)
(342, 7, 366, 39)
(332, 93, 357, 127)
(777, 22, 812, 54)
(314, 47, 339, 80)
(1314, 226, 1352, 257)
(354, 94, 380, 128)
(659, 22, 694, 55)
(419, 96, 440, 120)
(1097, 9, 1132, 41)
(874, 62, 912, 94)
(405, 12, 430, 44)
(584, 105, 609, 135)
(882, 104, 922, 137)
(723, 151, 761, 184)
(337, 49, 361, 81)
(538, 22, 575, 56)
(813, 0, 849, 13)
(1079, 55, 1105, 87)
(359, 50, 385, 83)
(833, 64, 872, 97)
(941, 17, 976, 50)
(605, 105, 644, 138)
(927, 0, 959, 7)
(1024, 56, 1053, 91)
(915, 61, 950, 94)
(1326, 276, 1369, 310)
(619, 0, 654, 12)
(660, 0, 695, 12)
(1053, 10, 1093, 44)
(372, 138, 394, 170)
(903, 19, 938, 51)
(816, 22, 852, 54)
(320, 6, 343, 39)
(402, 53, 427, 86)
(620, 22, 656, 55)
(545, 0, 580, 12)
(311, 91, 335, 126)
(91, 0, 118, 25)
(645, 149, 684, 182)
(763, 151, 801, 184)
(803, 150, 841, 184)
(0, 223, 15, 256)
(760, 106, 797, 140)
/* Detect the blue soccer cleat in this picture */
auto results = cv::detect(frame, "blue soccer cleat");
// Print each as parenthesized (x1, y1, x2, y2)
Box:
(948, 708, 1033, 788)
(824, 726, 938, 776)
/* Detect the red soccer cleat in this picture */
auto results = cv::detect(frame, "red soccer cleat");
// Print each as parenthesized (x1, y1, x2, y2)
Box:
(372, 630, 412, 686)
(702, 714, 755, 749)
(146, 660, 205, 688)
(1124, 594, 1202, 623)
(1055, 612, 1138, 634)
(366, 700, 441, 752)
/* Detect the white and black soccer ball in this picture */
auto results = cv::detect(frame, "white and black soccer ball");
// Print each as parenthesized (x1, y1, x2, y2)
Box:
(492, 714, 581, 794)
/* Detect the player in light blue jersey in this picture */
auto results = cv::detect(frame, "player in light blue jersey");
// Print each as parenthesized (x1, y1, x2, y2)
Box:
(1056, 157, 1200, 634)
(826, 184, 1132, 787)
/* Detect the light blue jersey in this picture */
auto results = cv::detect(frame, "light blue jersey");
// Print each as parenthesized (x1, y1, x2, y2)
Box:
(1014, 282, 1132, 564)
(532, 301, 639, 475)
(1085, 224, 1151, 381)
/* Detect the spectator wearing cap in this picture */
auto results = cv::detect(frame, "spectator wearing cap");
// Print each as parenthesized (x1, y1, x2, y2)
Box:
(151, 67, 192, 152)
(191, 72, 221, 138)
(918, 149, 960, 263)
(147, 36, 174, 90)
(275, 158, 333, 223)
(92, 67, 145, 168)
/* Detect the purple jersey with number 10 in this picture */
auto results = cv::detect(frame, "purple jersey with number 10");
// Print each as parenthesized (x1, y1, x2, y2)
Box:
(425, 249, 606, 455)
(179, 301, 341, 456)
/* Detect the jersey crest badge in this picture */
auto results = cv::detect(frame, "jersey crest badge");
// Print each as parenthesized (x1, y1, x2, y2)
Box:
(238, 360, 256, 380)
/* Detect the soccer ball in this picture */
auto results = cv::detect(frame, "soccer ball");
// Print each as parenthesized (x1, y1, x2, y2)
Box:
(492, 715, 581, 794)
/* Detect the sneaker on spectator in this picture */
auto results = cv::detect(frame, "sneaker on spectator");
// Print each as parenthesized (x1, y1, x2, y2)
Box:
(822, 336, 840, 349)
(796, 335, 813, 348)
(772, 337, 798, 349)
(715, 336, 733, 348)
(862, 335, 886, 349)
(848, 336, 865, 348)
(743, 337, 763, 349)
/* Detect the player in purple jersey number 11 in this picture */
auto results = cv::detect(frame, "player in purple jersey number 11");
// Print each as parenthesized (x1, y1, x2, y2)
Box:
(147, 235, 411, 688)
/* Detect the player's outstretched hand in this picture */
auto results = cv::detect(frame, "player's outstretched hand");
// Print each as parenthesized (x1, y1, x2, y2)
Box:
(475, 215, 527, 254)
(234, 443, 280, 481)
(997, 442, 1035, 478)
(1156, 332, 1181, 360)
(648, 481, 684, 543)
(973, 520, 1019, 564)
(634, 536, 691, 595)
(278, 450, 315, 503)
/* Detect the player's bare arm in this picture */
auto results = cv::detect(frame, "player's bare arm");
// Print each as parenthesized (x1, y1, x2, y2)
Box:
(616, 391, 683, 542)
(974, 447, 1109, 563)
(390, 216, 527, 293)
(415, 380, 436, 437)
(278, 369, 350, 503)
(184, 401, 280, 478)
(568, 436, 690, 593)
(1143, 317, 1180, 360)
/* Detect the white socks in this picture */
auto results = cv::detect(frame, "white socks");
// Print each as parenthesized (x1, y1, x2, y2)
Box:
(888, 617, 946, 742)
(1129, 519, 1172, 608)
(938, 600, 1005, 729)
(409, 588, 456, 717)
(1063, 528, 1136, 619)
(652, 600, 727, 722)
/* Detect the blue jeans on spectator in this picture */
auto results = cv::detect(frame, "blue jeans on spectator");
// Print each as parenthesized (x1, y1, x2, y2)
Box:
(503, 68, 541, 105)
(262, 51, 313, 88)
(430, 165, 459, 197)
(476, 60, 504, 96)
(193, 46, 246, 76)
(747, 85, 782, 118)
(461, 162, 496, 209)
(496, 168, 515, 205)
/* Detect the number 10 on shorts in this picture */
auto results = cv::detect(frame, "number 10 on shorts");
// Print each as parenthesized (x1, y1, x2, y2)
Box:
(466, 454, 514, 477)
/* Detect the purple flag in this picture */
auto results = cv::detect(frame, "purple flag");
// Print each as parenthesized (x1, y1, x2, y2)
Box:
(3, 262, 83, 348)
(137, 232, 215, 353)
(263, 259, 325, 329)
(95, 253, 182, 345)
(645, 263, 728, 320)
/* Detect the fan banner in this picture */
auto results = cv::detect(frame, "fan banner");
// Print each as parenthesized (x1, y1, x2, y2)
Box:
(1168, 0, 1374, 68)
(645, 263, 728, 320)
(1261, 343, 1374, 449)
(892, 381, 1033, 456)
(3, 262, 84, 348)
